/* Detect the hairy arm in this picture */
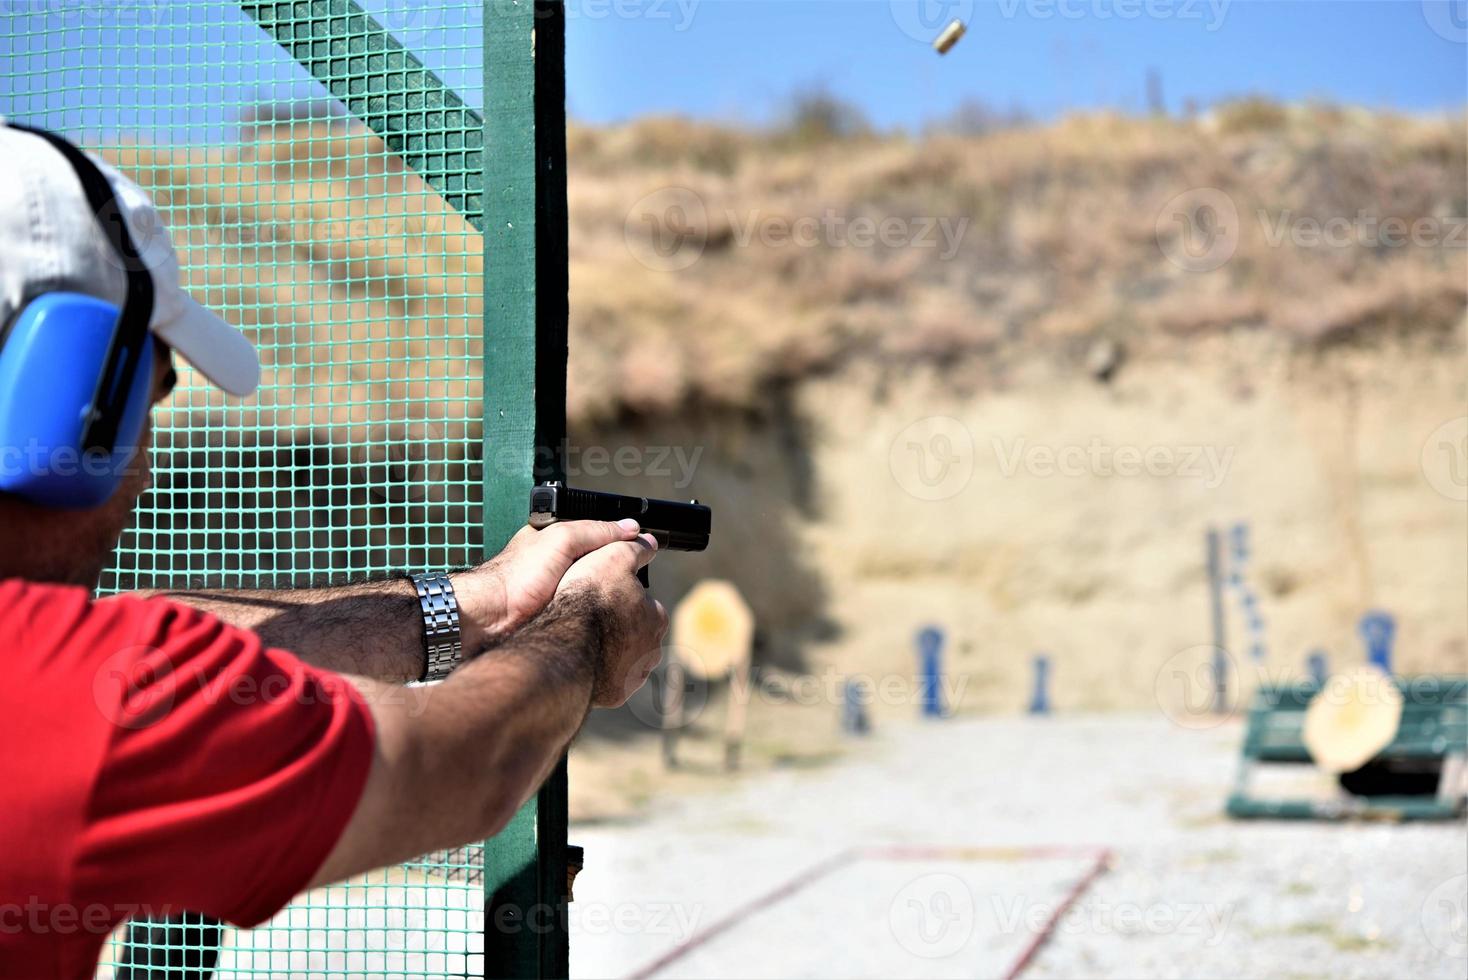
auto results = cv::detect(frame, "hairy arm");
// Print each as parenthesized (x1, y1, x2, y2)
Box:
(127, 576, 494, 683)
(308, 531, 664, 889)
(116, 520, 644, 682)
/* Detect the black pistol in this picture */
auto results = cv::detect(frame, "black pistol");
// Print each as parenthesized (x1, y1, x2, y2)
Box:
(528, 481, 711, 586)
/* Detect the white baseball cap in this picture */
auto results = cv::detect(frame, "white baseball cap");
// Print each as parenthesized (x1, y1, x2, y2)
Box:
(0, 122, 260, 397)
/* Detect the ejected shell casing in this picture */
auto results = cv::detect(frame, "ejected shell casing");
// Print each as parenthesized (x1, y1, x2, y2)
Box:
(934, 19, 966, 55)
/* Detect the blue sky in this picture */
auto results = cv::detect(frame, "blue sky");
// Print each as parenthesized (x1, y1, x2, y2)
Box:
(565, 1, 1468, 128)
(0, 1, 1462, 142)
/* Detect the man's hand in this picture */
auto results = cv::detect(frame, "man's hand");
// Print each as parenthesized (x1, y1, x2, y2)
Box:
(312, 525, 669, 887)
(454, 518, 645, 654)
(558, 532, 669, 707)
(143, 517, 658, 685)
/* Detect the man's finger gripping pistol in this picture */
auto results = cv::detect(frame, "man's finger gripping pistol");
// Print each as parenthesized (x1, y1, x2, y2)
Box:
(528, 481, 711, 586)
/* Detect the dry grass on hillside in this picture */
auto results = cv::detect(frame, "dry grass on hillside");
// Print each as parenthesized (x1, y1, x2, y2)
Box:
(88, 104, 1467, 709)
(104, 101, 1466, 432)
(571, 105, 1466, 424)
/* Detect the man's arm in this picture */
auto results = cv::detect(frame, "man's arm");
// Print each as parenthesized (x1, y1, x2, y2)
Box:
(308, 534, 667, 888)
(119, 519, 647, 682)
(133, 578, 428, 682)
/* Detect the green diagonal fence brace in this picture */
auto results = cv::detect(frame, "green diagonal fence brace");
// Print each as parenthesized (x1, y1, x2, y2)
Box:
(239, 0, 486, 229)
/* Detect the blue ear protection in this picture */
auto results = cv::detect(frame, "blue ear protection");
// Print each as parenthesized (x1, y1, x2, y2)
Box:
(0, 124, 157, 509)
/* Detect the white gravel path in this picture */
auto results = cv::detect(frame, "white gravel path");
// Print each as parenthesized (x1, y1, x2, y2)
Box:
(568, 715, 1467, 980)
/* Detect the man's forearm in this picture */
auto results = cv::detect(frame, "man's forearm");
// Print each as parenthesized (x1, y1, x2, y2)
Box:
(133, 572, 504, 683)
(401, 592, 603, 839)
(310, 593, 603, 887)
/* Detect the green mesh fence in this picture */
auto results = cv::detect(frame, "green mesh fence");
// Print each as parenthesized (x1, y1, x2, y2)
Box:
(1, 1, 495, 975)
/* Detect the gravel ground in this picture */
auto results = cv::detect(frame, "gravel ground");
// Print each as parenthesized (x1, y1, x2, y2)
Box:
(568, 715, 1467, 980)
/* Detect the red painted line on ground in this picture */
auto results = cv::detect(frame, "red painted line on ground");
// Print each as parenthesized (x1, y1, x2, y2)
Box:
(862, 843, 1111, 863)
(1001, 847, 1113, 980)
(625, 847, 860, 980)
(624, 844, 1113, 980)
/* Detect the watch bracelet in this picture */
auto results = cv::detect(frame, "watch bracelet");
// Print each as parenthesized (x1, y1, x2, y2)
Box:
(411, 571, 462, 682)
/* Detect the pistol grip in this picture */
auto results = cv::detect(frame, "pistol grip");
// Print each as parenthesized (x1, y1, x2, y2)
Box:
(637, 566, 650, 588)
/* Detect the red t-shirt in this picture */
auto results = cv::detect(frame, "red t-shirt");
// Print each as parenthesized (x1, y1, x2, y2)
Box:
(0, 579, 375, 979)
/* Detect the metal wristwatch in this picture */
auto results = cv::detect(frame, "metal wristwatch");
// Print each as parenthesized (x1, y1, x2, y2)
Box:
(410, 571, 462, 682)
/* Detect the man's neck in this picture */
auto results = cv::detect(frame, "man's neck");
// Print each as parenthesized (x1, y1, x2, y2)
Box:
(0, 501, 112, 590)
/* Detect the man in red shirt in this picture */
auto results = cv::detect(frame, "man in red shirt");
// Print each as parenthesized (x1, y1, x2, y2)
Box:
(0, 125, 667, 977)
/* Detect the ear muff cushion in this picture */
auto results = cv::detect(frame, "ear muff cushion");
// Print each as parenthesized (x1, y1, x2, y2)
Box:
(0, 293, 154, 509)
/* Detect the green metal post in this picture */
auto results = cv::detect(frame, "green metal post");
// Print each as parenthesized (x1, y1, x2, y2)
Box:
(483, 2, 570, 977)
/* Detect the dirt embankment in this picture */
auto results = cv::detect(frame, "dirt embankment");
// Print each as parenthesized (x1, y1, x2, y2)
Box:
(111, 104, 1467, 710)
(565, 105, 1467, 712)
(584, 327, 1465, 720)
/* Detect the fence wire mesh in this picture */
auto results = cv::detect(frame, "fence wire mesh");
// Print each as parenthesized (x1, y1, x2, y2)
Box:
(0, 1, 489, 975)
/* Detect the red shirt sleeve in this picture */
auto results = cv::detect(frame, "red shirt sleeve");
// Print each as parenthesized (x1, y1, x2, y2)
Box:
(67, 591, 375, 928)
